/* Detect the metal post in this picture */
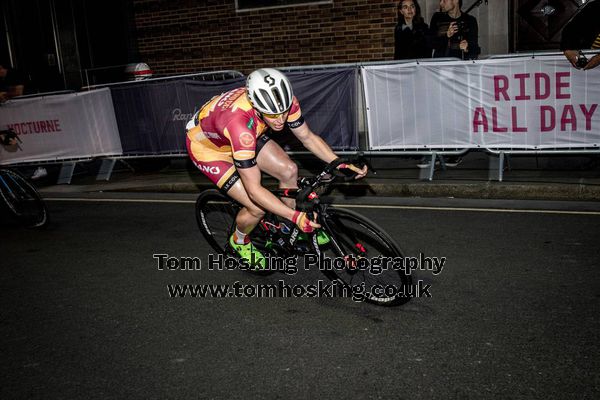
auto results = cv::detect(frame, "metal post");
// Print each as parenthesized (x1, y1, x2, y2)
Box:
(57, 161, 76, 184)
(97, 158, 117, 181)
(498, 151, 504, 182)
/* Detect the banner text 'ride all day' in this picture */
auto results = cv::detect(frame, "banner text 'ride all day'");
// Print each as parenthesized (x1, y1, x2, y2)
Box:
(472, 72, 598, 133)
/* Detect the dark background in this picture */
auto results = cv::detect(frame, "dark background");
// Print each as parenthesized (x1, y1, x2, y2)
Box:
(0, 0, 138, 93)
(0, 0, 587, 94)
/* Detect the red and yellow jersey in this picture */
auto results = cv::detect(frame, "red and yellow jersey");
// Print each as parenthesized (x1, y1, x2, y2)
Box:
(186, 87, 303, 167)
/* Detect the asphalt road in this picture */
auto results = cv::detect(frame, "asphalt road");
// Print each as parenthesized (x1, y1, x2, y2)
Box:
(1, 194, 599, 400)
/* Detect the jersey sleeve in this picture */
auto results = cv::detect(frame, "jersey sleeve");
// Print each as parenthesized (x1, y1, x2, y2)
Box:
(286, 96, 305, 129)
(225, 117, 258, 169)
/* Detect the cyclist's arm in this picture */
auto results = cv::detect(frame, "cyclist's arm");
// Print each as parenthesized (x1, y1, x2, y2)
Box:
(291, 121, 368, 179)
(290, 121, 337, 163)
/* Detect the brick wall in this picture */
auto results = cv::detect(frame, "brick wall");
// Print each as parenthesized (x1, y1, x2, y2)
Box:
(133, 0, 398, 76)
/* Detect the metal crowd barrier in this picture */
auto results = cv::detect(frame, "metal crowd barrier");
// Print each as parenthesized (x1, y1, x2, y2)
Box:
(6, 57, 600, 183)
(475, 51, 600, 180)
(1, 89, 116, 184)
(91, 70, 245, 181)
(359, 55, 600, 181)
(95, 57, 600, 183)
(83, 70, 245, 90)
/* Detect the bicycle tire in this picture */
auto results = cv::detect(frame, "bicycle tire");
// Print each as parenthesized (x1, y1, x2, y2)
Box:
(195, 189, 278, 276)
(0, 169, 48, 228)
(195, 189, 238, 254)
(321, 207, 412, 307)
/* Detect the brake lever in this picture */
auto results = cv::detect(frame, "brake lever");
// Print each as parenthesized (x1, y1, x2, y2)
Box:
(333, 156, 370, 182)
(359, 154, 376, 175)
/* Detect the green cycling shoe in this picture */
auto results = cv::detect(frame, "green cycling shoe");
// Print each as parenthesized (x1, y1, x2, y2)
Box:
(298, 230, 331, 246)
(229, 235, 266, 269)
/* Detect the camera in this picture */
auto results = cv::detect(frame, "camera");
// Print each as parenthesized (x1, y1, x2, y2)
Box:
(456, 20, 469, 40)
(575, 51, 588, 69)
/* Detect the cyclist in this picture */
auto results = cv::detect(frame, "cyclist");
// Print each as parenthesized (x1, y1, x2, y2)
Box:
(186, 68, 367, 268)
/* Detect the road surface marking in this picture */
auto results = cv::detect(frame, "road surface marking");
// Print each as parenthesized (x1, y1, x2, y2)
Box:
(44, 197, 600, 216)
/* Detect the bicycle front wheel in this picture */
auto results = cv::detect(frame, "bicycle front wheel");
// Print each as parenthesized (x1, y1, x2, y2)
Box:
(0, 169, 48, 228)
(321, 207, 412, 307)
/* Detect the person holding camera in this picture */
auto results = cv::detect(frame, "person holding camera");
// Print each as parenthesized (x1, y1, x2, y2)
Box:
(560, 0, 600, 70)
(429, 0, 480, 60)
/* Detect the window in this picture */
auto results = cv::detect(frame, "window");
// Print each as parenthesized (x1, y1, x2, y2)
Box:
(236, 0, 332, 12)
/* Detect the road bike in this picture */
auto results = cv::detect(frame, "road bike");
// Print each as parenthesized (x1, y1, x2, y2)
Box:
(0, 129, 49, 228)
(195, 158, 412, 307)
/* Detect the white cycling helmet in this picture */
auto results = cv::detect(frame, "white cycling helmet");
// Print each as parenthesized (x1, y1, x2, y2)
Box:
(246, 68, 293, 115)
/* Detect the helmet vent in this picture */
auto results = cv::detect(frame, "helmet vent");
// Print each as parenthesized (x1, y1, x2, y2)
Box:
(271, 88, 284, 112)
(258, 88, 276, 113)
(252, 93, 267, 113)
(279, 81, 290, 108)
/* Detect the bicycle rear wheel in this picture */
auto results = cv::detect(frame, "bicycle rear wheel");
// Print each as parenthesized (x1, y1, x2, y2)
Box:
(321, 207, 412, 307)
(0, 169, 48, 228)
(195, 189, 238, 254)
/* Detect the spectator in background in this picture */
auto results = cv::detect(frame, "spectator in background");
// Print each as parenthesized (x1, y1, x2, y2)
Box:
(560, 0, 600, 70)
(0, 60, 47, 180)
(429, 0, 480, 60)
(394, 0, 430, 60)
(0, 60, 25, 103)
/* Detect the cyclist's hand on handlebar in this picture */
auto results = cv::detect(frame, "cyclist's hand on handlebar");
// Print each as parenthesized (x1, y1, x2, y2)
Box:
(336, 161, 368, 180)
(292, 211, 321, 233)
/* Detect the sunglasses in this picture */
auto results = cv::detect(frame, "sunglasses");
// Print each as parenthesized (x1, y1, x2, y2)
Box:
(262, 111, 286, 119)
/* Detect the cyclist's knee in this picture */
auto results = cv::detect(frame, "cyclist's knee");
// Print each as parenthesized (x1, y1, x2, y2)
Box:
(246, 205, 265, 220)
(279, 161, 298, 184)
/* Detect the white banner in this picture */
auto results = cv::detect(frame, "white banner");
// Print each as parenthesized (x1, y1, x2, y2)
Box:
(363, 56, 600, 150)
(0, 88, 122, 165)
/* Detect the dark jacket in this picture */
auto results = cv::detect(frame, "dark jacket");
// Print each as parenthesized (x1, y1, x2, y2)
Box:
(429, 12, 480, 60)
(560, 0, 600, 50)
(394, 20, 431, 60)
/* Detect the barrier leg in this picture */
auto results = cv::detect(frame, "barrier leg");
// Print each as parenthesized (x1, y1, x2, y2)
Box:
(496, 152, 514, 181)
(488, 152, 506, 182)
(438, 154, 447, 171)
(498, 152, 504, 182)
(428, 152, 437, 181)
(97, 158, 117, 181)
(57, 162, 76, 185)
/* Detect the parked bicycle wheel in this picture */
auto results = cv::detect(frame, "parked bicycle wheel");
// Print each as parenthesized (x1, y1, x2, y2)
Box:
(0, 169, 48, 228)
(195, 189, 238, 254)
(321, 207, 412, 307)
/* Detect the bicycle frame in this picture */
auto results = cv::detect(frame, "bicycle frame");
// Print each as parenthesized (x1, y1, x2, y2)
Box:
(258, 177, 369, 270)
(196, 157, 412, 306)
